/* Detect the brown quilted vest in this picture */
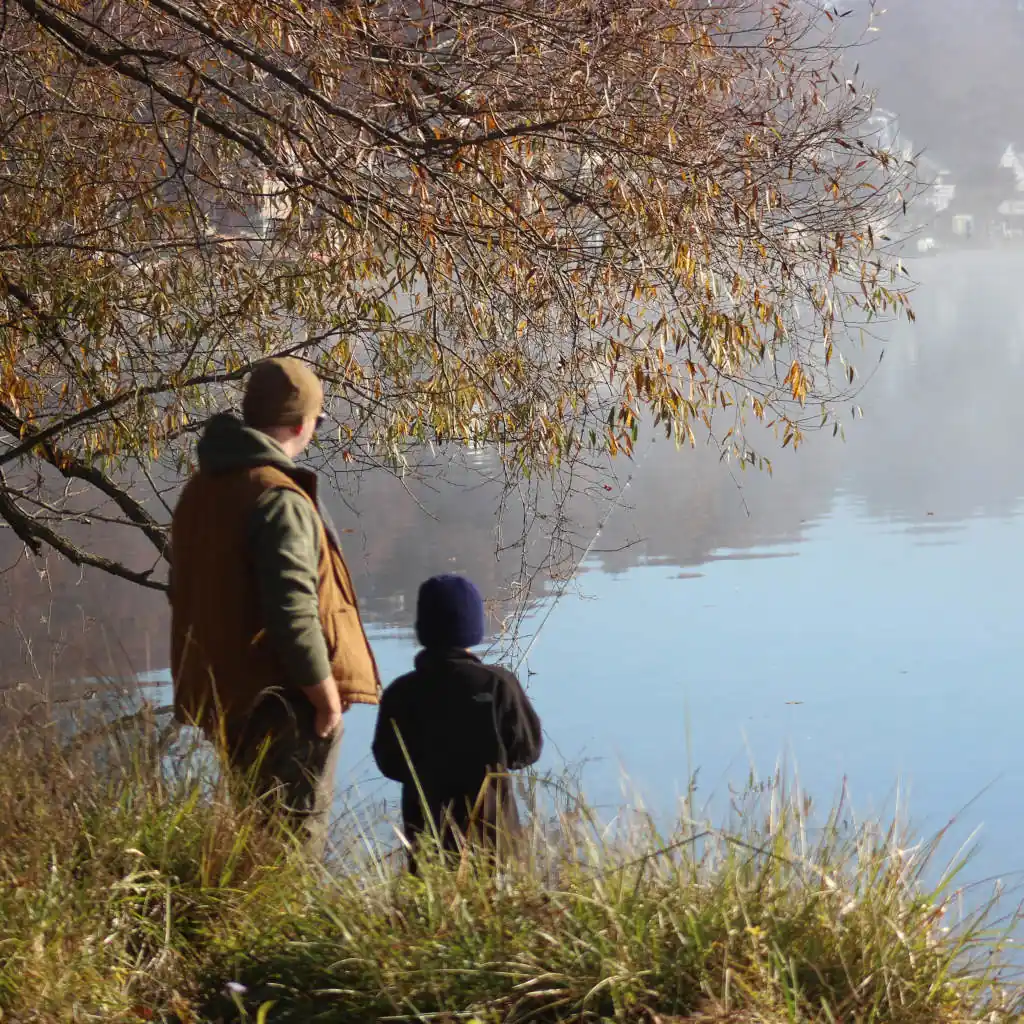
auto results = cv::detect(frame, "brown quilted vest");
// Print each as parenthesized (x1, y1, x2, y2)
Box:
(170, 463, 380, 731)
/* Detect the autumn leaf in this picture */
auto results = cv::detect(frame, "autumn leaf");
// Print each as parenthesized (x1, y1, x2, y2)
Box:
(0, 0, 916, 586)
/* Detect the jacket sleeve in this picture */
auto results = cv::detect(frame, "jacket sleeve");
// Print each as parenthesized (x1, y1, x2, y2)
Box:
(371, 688, 413, 784)
(250, 487, 332, 689)
(495, 670, 543, 770)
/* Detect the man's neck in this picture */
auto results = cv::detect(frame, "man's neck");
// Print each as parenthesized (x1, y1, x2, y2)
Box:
(259, 426, 302, 461)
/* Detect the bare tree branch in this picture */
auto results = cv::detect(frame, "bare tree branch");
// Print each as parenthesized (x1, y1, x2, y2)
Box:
(0, 0, 916, 592)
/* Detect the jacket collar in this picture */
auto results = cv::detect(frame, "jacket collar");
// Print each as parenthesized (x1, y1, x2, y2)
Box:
(197, 412, 324, 507)
(289, 465, 319, 504)
(414, 648, 481, 672)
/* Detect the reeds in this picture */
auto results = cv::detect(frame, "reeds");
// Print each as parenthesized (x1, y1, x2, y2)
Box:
(1, 702, 1020, 1023)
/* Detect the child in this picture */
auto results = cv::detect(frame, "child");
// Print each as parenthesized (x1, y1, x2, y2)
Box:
(372, 574, 543, 868)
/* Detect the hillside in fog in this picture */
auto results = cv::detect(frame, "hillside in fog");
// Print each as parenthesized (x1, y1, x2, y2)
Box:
(844, 0, 1024, 174)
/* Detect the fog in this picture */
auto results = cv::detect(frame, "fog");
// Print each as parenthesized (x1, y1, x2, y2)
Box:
(2, 0, 1023, 693)
(843, 0, 1024, 179)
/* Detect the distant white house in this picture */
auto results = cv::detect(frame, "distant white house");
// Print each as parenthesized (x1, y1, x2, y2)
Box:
(998, 145, 1024, 192)
(925, 171, 956, 215)
(862, 108, 914, 162)
(996, 146, 1024, 229)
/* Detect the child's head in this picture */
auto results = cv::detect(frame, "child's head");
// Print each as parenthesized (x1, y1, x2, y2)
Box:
(415, 574, 485, 650)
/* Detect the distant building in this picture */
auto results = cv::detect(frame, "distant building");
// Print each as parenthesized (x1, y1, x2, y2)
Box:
(861, 108, 915, 162)
(941, 144, 1024, 242)
(998, 144, 1024, 191)
(917, 157, 956, 217)
(951, 214, 975, 239)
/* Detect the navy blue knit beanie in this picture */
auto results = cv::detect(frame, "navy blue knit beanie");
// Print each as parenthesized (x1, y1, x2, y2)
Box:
(415, 574, 486, 650)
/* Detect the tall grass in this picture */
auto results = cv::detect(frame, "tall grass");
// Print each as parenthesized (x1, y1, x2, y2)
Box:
(0, 702, 1021, 1023)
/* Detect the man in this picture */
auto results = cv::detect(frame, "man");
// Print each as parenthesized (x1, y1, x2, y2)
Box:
(170, 357, 380, 853)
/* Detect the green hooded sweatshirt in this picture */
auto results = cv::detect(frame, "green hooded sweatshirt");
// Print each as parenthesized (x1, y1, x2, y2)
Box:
(194, 413, 331, 688)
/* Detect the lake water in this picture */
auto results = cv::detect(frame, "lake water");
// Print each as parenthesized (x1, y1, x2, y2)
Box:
(340, 249, 1024, 894)
(3, 249, 1024, 895)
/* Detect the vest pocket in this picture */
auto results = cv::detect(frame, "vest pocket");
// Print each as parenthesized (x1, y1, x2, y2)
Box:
(321, 608, 350, 661)
(323, 607, 374, 689)
(329, 550, 357, 606)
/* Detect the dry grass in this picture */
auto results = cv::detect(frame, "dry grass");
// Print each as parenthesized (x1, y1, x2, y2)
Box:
(0, 702, 1021, 1023)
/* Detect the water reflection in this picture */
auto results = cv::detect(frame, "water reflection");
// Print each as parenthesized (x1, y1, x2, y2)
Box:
(3, 252, 1024, 885)
(516, 502, 1024, 894)
(1, 251, 1022, 681)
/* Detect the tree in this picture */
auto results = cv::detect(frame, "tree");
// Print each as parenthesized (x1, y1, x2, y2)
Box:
(0, 0, 914, 592)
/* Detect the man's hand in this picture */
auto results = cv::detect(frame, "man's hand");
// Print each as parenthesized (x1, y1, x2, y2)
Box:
(301, 676, 344, 739)
(314, 702, 343, 740)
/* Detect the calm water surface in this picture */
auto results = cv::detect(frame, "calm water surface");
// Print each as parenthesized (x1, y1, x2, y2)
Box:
(5, 250, 1024, 889)
(339, 250, 1024, 890)
(337, 500, 1024, 889)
